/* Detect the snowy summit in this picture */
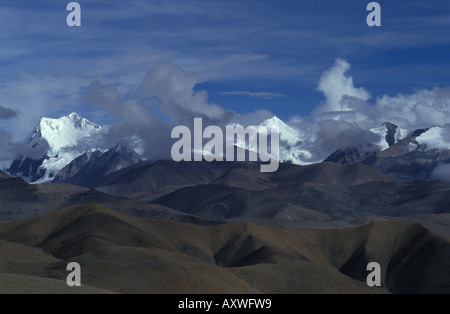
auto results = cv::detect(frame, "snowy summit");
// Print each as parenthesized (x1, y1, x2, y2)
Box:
(8, 113, 103, 183)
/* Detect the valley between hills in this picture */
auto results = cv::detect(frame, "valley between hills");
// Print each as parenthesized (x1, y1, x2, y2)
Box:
(0, 203, 448, 294)
(0, 159, 449, 294)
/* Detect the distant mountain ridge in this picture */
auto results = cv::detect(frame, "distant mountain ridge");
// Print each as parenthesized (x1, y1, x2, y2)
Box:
(92, 160, 398, 196)
(152, 179, 450, 223)
(53, 144, 143, 188)
(2, 154, 450, 237)
(326, 122, 450, 181)
(324, 144, 379, 165)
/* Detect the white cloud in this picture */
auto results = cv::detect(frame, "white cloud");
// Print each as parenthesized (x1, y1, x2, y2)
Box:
(375, 88, 450, 129)
(84, 62, 279, 162)
(86, 59, 450, 165)
(284, 59, 450, 163)
(315, 59, 371, 114)
(415, 126, 450, 150)
(140, 62, 227, 122)
(316, 120, 381, 152)
(310, 58, 450, 133)
(0, 73, 85, 141)
(3, 57, 450, 167)
(85, 80, 172, 161)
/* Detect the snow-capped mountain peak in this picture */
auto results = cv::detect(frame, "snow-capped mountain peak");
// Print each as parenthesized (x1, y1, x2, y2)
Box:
(370, 122, 409, 150)
(258, 116, 315, 164)
(226, 116, 312, 165)
(28, 112, 102, 154)
(9, 113, 103, 183)
(259, 116, 302, 146)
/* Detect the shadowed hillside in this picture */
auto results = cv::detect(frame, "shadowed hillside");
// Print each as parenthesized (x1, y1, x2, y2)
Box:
(93, 160, 399, 196)
(0, 203, 448, 294)
(0, 176, 218, 224)
(152, 180, 450, 222)
(0, 170, 9, 179)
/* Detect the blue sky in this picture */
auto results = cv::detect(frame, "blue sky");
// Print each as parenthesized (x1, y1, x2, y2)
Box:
(0, 0, 449, 140)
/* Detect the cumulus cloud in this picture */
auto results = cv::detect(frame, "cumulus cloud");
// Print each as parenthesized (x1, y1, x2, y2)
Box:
(375, 87, 450, 129)
(14, 139, 50, 160)
(265, 58, 450, 163)
(414, 124, 450, 150)
(0, 130, 50, 163)
(5, 58, 450, 167)
(140, 63, 229, 124)
(285, 58, 450, 160)
(84, 62, 278, 161)
(0, 73, 86, 141)
(84, 59, 450, 164)
(85, 81, 173, 161)
(316, 120, 382, 153)
(313, 58, 450, 132)
(315, 59, 371, 115)
(415, 126, 449, 149)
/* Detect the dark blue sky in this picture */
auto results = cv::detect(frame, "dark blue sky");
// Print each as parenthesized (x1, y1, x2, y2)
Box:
(0, 0, 449, 137)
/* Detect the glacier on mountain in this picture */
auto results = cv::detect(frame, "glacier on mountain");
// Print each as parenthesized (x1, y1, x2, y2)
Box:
(8, 113, 103, 183)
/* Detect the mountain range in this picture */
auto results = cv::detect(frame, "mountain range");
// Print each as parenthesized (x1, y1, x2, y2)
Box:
(326, 123, 450, 181)
(0, 112, 449, 293)
(2, 158, 450, 237)
(4, 112, 450, 185)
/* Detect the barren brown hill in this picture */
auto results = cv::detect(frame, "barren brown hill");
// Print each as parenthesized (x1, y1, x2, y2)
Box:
(0, 203, 448, 294)
(0, 274, 115, 294)
(273, 161, 399, 186)
(0, 176, 217, 224)
(153, 180, 450, 222)
(2, 168, 449, 234)
(396, 213, 450, 238)
(0, 177, 89, 220)
(96, 160, 399, 196)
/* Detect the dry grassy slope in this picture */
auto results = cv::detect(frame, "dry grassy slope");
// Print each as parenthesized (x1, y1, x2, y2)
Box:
(0, 273, 115, 294)
(0, 203, 448, 294)
(0, 177, 89, 220)
(397, 214, 450, 238)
